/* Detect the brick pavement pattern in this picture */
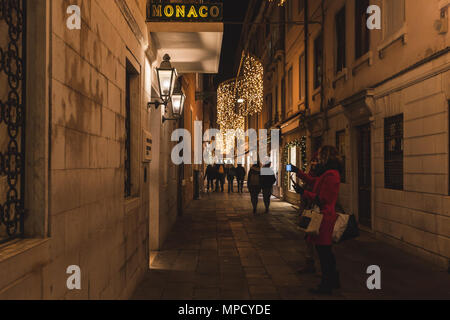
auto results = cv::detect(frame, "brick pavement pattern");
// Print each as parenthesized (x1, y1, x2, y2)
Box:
(131, 192, 450, 300)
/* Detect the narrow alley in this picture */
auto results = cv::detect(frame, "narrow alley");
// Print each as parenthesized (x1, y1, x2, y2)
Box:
(132, 190, 450, 300)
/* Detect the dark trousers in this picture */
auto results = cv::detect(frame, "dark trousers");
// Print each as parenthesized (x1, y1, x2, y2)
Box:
(249, 187, 261, 212)
(206, 178, 214, 191)
(215, 175, 224, 192)
(315, 245, 338, 288)
(237, 179, 244, 193)
(227, 177, 235, 192)
(262, 187, 272, 210)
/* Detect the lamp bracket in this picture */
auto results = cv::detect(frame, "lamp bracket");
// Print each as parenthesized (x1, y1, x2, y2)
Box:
(162, 116, 180, 123)
(147, 100, 167, 110)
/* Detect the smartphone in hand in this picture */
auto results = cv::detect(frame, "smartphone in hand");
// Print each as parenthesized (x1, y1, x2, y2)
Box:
(286, 164, 292, 172)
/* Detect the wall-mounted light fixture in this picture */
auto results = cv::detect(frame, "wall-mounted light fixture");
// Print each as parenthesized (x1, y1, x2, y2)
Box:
(148, 54, 177, 110)
(163, 77, 185, 123)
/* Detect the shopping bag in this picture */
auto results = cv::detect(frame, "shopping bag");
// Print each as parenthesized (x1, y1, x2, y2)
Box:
(298, 206, 323, 236)
(332, 213, 350, 243)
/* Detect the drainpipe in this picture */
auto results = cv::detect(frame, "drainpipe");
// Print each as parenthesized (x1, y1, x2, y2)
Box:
(321, 0, 329, 132)
(304, 0, 309, 113)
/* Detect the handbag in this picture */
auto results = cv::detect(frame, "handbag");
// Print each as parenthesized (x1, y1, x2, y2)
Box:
(298, 205, 323, 236)
(332, 213, 350, 243)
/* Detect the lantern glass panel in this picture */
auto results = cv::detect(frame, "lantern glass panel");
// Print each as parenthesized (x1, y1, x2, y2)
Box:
(157, 68, 177, 101)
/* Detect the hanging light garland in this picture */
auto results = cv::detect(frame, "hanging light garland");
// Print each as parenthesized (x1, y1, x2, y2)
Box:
(217, 78, 245, 131)
(268, 0, 287, 6)
(235, 53, 264, 117)
(217, 53, 263, 131)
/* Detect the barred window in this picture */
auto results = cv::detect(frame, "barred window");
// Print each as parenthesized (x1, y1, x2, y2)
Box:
(314, 33, 323, 89)
(384, 0, 405, 38)
(335, 6, 346, 73)
(336, 130, 346, 183)
(355, 0, 370, 59)
(287, 67, 293, 113)
(125, 60, 139, 198)
(384, 114, 404, 190)
(298, 0, 304, 14)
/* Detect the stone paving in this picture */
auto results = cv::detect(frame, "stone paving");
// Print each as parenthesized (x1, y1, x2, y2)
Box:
(131, 191, 450, 300)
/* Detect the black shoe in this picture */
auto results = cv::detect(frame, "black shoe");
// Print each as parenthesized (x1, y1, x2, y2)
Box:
(297, 262, 316, 274)
(308, 285, 332, 295)
(332, 272, 341, 289)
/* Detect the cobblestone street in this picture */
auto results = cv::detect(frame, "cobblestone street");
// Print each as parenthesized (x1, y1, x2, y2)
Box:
(132, 191, 450, 300)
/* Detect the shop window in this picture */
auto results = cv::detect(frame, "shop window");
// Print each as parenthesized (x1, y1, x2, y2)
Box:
(336, 130, 346, 183)
(355, 0, 370, 59)
(314, 33, 323, 89)
(288, 146, 297, 192)
(384, 114, 404, 190)
(335, 6, 346, 73)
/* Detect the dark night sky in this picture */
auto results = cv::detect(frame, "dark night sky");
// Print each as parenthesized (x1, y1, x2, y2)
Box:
(214, 0, 250, 87)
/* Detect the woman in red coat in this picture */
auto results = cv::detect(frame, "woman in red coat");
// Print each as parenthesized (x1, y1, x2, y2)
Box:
(295, 152, 320, 274)
(292, 146, 342, 294)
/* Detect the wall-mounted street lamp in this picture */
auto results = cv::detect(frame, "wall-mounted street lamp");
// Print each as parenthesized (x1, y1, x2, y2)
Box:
(163, 78, 185, 123)
(148, 54, 177, 110)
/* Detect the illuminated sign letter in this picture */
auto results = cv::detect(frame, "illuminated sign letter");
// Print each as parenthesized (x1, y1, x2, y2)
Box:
(210, 6, 220, 18)
(176, 5, 185, 18)
(164, 5, 174, 17)
(187, 5, 198, 18)
(152, 4, 162, 17)
(199, 6, 208, 18)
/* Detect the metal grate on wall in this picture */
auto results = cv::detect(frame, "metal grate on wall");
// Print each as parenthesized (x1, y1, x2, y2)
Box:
(0, 0, 27, 243)
(384, 114, 404, 190)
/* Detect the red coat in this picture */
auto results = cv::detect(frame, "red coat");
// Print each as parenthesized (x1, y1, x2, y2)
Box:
(299, 169, 341, 245)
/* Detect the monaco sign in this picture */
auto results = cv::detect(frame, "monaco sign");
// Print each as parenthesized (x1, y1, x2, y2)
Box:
(146, 2, 223, 22)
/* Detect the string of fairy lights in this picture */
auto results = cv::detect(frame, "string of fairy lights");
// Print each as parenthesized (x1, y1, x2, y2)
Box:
(268, 0, 287, 6)
(216, 53, 264, 155)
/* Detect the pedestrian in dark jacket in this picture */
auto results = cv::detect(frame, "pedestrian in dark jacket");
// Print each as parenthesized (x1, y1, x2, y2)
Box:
(235, 164, 246, 193)
(205, 164, 216, 192)
(247, 162, 261, 214)
(292, 146, 342, 295)
(227, 165, 236, 193)
(215, 163, 225, 192)
(260, 161, 276, 213)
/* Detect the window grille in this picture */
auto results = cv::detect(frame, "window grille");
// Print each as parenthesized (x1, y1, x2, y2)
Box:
(0, 0, 27, 243)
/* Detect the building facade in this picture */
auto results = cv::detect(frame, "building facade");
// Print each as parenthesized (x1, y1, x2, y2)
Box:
(239, 0, 450, 269)
(0, 0, 223, 299)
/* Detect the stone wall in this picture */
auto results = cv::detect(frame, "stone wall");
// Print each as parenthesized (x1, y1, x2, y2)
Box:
(371, 56, 450, 268)
(0, 0, 154, 299)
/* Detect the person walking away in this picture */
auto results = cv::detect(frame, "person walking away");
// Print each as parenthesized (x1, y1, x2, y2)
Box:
(215, 163, 225, 192)
(205, 164, 216, 193)
(227, 165, 236, 193)
(235, 164, 246, 193)
(247, 162, 261, 214)
(260, 161, 276, 213)
(292, 146, 342, 295)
